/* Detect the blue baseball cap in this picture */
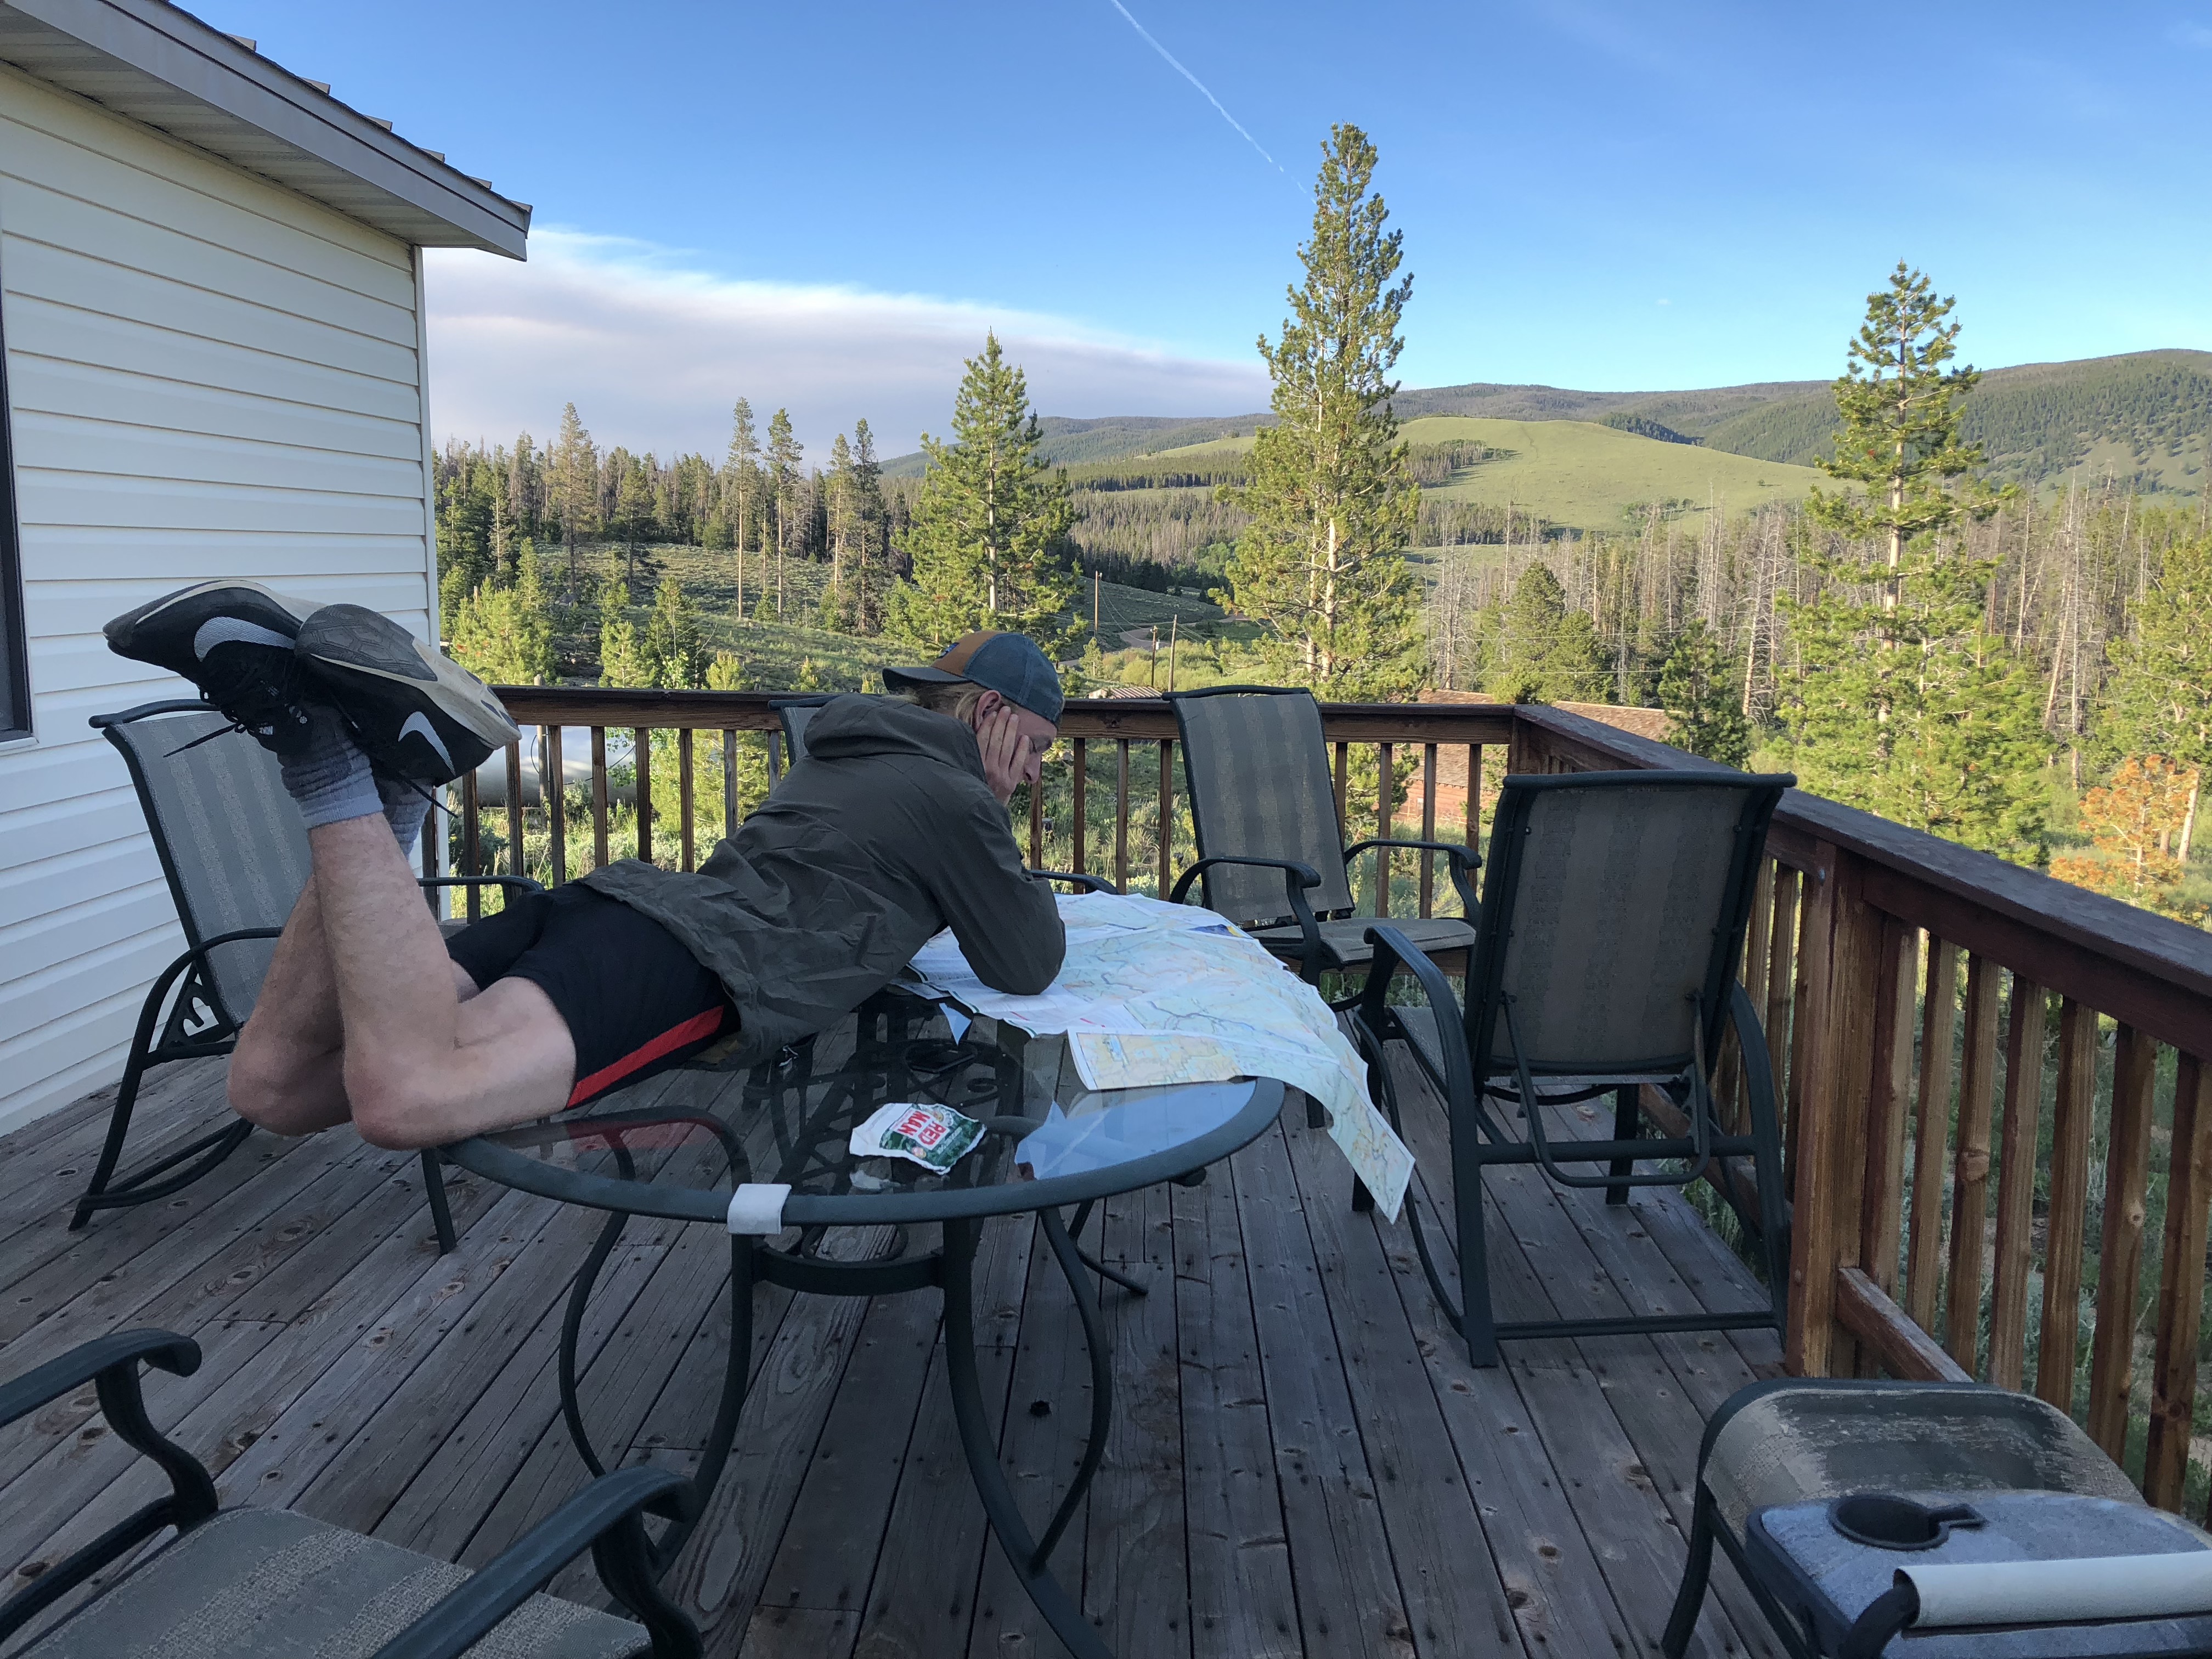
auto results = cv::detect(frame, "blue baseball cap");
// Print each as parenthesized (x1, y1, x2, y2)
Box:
(883, 630, 1064, 724)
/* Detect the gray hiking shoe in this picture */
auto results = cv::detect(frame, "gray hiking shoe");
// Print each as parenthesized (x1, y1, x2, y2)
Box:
(103, 579, 325, 755)
(294, 604, 519, 785)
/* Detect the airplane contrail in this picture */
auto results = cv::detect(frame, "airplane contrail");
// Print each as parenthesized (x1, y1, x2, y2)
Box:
(1104, 0, 1283, 172)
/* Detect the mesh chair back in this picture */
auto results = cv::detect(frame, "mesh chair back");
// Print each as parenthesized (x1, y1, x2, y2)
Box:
(771, 695, 836, 758)
(1468, 771, 1788, 1075)
(1168, 687, 1356, 927)
(98, 702, 312, 1026)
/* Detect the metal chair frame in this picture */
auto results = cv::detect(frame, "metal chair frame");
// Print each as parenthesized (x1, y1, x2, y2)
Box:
(1163, 685, 1479, 988)
(0, 1329, 702, 1657)
(74, 700, 536, 1250)
(1353, 769, 1793, 1366)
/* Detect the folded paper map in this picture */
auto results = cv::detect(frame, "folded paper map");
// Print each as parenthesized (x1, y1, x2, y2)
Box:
(908, 892, 1414, 1220)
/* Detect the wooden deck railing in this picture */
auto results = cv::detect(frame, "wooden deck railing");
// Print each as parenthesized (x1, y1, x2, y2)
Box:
(450, 687, 2212, 1514)
(1510, 704, 2212, 1515)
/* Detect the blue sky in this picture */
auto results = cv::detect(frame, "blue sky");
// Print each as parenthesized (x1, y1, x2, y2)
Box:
(213, 0, 2212, 456)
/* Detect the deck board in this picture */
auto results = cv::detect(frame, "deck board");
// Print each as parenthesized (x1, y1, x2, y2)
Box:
(0, 1050, 1790, 1659)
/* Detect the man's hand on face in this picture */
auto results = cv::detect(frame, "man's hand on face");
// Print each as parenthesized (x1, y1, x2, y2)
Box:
(974, 693, 1029, 805)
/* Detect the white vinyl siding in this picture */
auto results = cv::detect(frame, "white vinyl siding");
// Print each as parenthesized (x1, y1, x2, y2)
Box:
(0, 61, 436, 1135)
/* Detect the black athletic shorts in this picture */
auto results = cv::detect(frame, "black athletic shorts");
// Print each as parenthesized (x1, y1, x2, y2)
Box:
(444, 884, 736, 1109)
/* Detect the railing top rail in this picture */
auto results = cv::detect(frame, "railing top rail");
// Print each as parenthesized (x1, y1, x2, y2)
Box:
(479, 687, 2210, 1049)
(1513, 704, 2212, 1049)
(489, 687, 1520, 746)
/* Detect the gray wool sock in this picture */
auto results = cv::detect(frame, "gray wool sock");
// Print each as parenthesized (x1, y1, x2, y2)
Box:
(278, 705, 381, 832)
(377, 770, 432, 860)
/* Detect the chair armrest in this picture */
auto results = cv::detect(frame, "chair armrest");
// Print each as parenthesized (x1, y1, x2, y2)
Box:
(1028, 868, 1119, 894)
(370, 1465, 701, 1659)
(0, 1329, 200, 1429)
(1341, 838, 1481, 920)
(0, 1331, 219, 1645)
(1169, 855, 1327, 983)
(1357, 926, 1476, 1109)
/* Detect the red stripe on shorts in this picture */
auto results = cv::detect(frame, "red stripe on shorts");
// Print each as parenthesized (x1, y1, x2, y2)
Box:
(566, 1005, 728, 1108)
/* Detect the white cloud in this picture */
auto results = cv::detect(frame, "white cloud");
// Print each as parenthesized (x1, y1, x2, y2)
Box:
(422, 230, 1269, 461)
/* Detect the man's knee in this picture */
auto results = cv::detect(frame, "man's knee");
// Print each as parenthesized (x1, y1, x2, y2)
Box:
(227, 1047, 335, 1138)
(342, 1059, 455, 1151)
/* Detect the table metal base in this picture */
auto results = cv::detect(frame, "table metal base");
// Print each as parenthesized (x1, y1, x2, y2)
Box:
(552, 1203, 1121, 1657)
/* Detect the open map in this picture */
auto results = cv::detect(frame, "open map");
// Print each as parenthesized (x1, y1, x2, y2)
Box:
(908, 892, 1415, 1220)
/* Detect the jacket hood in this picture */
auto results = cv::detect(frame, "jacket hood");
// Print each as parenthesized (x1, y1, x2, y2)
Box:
(801, 693, 986, 782)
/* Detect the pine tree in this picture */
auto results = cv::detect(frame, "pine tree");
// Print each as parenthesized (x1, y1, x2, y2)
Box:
(723, 400, 759, 607)
(888, 335, 1078, 651)
(848, 418, 886, 634)
(1227, 123, 1423, 698)
(1782, 266, 2048, 858)
(641, 578, 705, 689)
(1482, 565, 1606, 703)
(445, 539, 554, 686)
(767, 409, 802, 617)
(551, 403, 598, 594)
(2097, 534, 2210, 856)
(1658, 618, 1751, 766)
(597, 579, 646, 687)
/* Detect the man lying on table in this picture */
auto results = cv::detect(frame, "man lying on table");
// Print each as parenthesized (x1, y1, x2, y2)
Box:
(105, 584, 1067, 1149)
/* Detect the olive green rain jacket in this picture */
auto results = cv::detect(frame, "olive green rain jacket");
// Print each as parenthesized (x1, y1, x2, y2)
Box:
(579, 694, 1064, 1066)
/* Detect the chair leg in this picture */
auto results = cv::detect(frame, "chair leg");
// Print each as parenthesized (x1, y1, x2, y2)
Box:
(1458, 1156, 1500, 1367)
(1605, 1084, 1638, 1205)
(421, 1149, 456, 1255)
(71, 1043, 154, 1230)
(1661, 1486, 1719, 1659)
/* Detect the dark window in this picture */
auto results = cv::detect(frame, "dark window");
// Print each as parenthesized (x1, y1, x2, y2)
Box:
(0, 279, 25, 744)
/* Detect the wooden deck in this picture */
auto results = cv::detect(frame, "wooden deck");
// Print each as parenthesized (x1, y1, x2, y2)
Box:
(0, 1048, 1788, 1659)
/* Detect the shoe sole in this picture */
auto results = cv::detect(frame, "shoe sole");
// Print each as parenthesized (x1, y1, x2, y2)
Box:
(296, 605, 518, 783)
(105, 579, 321, 676)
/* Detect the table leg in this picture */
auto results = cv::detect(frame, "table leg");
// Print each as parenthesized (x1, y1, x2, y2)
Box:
(941, 1212, 1115, 1659)
(1064, 1198, 1148, 1297)
(557, 1205, 756, 1576)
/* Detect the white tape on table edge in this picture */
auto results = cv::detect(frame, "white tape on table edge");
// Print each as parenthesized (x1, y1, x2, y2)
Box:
(1903, 1551, 2212, 1626)
(726, 1183, 791, 1235)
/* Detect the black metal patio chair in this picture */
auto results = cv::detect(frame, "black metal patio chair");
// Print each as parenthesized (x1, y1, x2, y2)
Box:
(1351, 769, 1793, 1366)
(0, 1328, 703, 1657)
(766, 693, 835, 785)
(75, 700, 535, 1249)
(1164, 685, 1479, 988)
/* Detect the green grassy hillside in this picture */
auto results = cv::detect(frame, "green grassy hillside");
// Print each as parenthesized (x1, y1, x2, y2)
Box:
(1139, 416, 1825, 531)
(883, 351, 2211, 502)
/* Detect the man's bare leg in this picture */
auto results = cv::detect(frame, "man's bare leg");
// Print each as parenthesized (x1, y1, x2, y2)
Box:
(228, 877, 486, 1137)
(293, 816, 573, 1150)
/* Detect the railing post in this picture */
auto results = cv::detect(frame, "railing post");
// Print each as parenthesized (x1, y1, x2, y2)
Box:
(1071, 737, 1087, 877)
(1904, 938, 1959, 1331)
(1375, 742, 1393, 917)
(504, 739, 524, 889)
(2035, 998, 2097, 1410)
(590, 727, 610, 871)
(1115, 739, 1130, 894)
(1786, 841, 1880, 1377)
(461, 767, 482, 922)
(634, 727, 652, 864)
(1156, 740, 1174, 900)
(1858, 915, 1920, 1361)
(722, 729, 738, 841)
(2087, 1025, 2157, 1458)
(1989, 978, 2050, 1392)
(679, 729, 697, 872)
(2146, 1054, 2212, 1510)
(546, 725, 567, 887)
(1418, 743, 1437, 917)
(1943, 953, 2002, 1371)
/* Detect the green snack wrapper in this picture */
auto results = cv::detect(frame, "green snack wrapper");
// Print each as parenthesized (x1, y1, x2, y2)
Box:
(849, 1101, 985, 1173)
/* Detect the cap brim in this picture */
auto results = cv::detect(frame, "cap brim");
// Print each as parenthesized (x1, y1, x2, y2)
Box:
(881, 664, 969, 690)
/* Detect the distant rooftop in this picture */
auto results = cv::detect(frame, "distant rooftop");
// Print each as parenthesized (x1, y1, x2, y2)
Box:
(0, 0, 530, 257)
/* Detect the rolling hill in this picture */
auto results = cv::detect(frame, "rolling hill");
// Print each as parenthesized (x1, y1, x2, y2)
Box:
(882, 349, 2212, 503)
(1131, 416, 1827, 532)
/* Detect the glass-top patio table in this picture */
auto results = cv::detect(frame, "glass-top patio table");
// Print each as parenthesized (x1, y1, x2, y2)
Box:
(441, 984, 1288, 1659)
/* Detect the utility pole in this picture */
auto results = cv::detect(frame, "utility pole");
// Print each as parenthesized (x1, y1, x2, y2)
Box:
(1093, 571, 1101, 641)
